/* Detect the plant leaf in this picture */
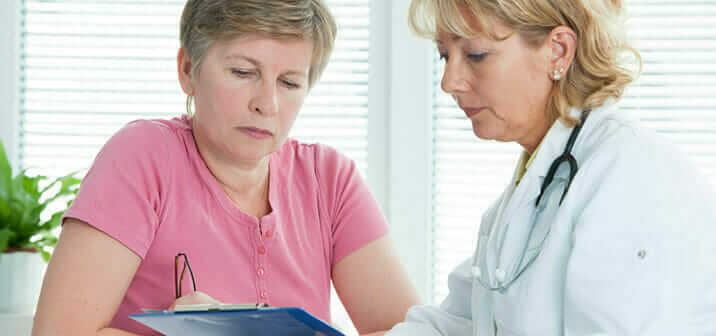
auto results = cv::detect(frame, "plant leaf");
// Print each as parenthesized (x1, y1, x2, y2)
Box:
(0, 197, 10, 227)
(0, 140, 12, 201)
(30, 203, 49, 225)
(41, 250, 51, 262)
(29, 234, 56, 263)
(41, 174, 82, 206)
(39, 210, 65, 232)
(0, 154, 81, 253)
(0, 227, 14, 253)
(5, 199, 23, 234)
(21, 174, 46, 200)
(11, 174, 36, 221)
(27, 233, 57, 249)
(39, 178, 60, 195)
(12, 176, 42, 244)
(38, 234, 58, 246)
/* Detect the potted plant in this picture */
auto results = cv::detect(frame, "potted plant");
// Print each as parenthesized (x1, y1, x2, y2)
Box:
(0, 140, 81, 314)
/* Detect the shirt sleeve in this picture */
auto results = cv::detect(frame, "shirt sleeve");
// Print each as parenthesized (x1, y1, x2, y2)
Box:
(387, 259, 474, 336)
(62, 120, 172, 259)
(564, 129, 716, 335)
(313, 144, 389, 265)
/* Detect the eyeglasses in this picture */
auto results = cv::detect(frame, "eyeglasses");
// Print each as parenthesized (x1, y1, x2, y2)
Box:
(174, 252, 197, 299)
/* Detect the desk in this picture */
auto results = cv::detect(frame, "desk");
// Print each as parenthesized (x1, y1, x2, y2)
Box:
(0, 313, 33, 336)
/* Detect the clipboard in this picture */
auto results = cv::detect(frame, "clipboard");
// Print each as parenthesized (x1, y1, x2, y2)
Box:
(129, 306, 345, 336)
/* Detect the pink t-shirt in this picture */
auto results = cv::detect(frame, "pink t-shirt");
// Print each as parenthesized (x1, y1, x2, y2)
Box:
(63, 116, 388, 335)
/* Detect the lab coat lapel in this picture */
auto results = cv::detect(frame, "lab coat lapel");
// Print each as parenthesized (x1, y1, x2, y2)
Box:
(473, 105, 631, 335)
(474, 120, 576, 335)
(486, 113, 578, 289)
(498, 110, 579, 224)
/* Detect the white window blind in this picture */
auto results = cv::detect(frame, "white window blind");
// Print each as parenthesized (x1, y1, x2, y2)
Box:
(19, 0, 371, 179)
(429, 0, 716, 304)
(623, 0, 716, 182)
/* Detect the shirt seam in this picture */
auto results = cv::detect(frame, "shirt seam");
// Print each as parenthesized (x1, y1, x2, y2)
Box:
(312, 144, 335, 267)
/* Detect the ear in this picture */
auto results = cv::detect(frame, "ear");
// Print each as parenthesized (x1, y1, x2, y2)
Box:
(177, 47, 195, 95)
(546, 26, 577, 80)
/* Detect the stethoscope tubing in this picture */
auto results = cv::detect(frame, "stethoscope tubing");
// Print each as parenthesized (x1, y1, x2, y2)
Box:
(536, 112, 589, 206)
(473, 111, 590, 292)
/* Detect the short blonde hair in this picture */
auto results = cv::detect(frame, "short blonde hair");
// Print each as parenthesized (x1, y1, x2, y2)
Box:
(409, 0, 642, 126)
(180, 0, 337, 88)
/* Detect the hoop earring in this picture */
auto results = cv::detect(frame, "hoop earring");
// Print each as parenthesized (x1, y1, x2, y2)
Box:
(186, 95, 194, 116)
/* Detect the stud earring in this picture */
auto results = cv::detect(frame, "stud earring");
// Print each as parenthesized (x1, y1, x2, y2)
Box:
(552, 67, 564, 81)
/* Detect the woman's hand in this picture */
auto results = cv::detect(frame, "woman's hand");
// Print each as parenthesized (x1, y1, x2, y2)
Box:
(168, 291, 221, 311)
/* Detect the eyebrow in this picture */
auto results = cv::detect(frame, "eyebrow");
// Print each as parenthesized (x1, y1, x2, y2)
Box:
(435, 35, 463, 44)
(224, 54, 307, 78)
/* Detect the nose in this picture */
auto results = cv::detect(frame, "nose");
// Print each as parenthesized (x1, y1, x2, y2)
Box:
(440, 58, 470, 95)
(248, 79, 279, 116)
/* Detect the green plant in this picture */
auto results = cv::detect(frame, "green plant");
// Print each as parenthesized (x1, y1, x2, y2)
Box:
(0, 140, 81, 261)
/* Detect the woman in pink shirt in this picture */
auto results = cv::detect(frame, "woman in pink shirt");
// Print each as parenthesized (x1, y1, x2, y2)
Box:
(32, 1, 420, 335)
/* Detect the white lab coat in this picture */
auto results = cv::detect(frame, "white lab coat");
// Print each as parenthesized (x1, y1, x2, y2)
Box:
(387, 101, 716, 335)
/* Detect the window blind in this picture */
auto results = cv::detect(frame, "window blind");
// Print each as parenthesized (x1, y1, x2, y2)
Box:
(430, 0, 716, 303)
(19, 0, 371, 179)
(622, 0, 716, 182)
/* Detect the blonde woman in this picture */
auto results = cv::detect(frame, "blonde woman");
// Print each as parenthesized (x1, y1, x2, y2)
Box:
(32, 1, 419, 335)
(385, 0, 716, 335)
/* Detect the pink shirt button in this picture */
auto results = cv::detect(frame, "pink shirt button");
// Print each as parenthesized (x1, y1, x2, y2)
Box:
(257, 267, 265, 277)
(265, 230, 272, 238)
(258, 246, 266, 255)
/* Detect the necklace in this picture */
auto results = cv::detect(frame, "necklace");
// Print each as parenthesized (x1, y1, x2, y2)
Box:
(220, 172, 270, 218)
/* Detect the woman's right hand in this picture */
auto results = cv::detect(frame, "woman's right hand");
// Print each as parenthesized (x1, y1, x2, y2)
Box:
(168, 291, 221, 311)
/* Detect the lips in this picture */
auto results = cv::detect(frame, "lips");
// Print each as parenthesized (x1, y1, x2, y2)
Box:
(462, 107, 486, 118)
(237, 126, 273, 139)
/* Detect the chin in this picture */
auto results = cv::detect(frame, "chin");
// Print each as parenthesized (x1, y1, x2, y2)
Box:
(471, 124, 494, 141)
(230, 145, 272, 162)
(234, 152, 271, 163)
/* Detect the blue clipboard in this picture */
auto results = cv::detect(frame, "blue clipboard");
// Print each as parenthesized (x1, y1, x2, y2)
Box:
(129, 307, 345, 336)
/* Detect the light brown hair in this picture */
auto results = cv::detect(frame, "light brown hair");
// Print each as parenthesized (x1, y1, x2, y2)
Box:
(180, 0, 337, 88)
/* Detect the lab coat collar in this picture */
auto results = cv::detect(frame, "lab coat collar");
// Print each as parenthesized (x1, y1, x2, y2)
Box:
(528, 111, 583, 181)
(504, 100, 621, 210)
(522, 99, 620, 182)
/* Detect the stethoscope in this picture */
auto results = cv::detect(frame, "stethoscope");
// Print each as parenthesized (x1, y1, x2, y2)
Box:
(536, 111, 589, 206)
(471, 111, 589, 291)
